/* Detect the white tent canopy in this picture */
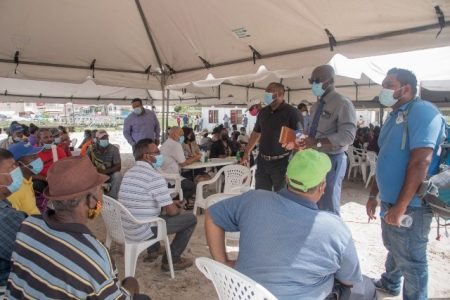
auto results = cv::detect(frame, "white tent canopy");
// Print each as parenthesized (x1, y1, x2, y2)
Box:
(1, 0, 449, 93)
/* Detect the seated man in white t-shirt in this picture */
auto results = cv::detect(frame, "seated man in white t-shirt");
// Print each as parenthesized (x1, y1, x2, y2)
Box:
(160, 127, 201, 208)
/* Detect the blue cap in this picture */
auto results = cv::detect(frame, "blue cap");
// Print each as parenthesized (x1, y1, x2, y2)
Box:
(8, 142, 43, 160)
(9, 123, 24, 134)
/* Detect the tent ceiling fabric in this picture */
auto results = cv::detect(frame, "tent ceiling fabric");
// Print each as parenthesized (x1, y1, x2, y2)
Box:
(0, 0, 449, 91)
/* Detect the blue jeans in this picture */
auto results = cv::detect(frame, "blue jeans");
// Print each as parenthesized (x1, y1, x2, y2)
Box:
(380, 202, 433, 300)
(317, 152, 347, 215)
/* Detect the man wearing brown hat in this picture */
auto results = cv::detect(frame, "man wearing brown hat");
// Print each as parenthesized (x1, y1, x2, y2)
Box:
(6, 156, 149, 299)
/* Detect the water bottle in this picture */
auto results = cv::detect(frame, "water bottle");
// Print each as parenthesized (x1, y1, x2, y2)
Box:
(236, 150, 241, 162)
(399, 214, 413, 228)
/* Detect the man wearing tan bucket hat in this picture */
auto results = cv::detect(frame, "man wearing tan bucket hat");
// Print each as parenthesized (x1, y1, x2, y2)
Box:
(6, 156, 149, 299)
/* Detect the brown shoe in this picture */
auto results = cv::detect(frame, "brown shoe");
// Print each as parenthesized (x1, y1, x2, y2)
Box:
(161, 257, 193, 271)
(143, 245, 165, 263)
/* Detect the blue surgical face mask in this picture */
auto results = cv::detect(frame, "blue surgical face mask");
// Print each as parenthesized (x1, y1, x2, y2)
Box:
(134, 107, 143, 115)
(43, 143, 53, 150)
(24, 158, 44, 175)
(378, 88, 399, 107)
(13, 136, 22, 143)
(99, 139, 110, 148)
(311, 82, 325, 97)
(178, 136, 185, 144)
(0, 167, 24, 193)
(263, 92, 274, 105)
(153, 154, 164, 168)
(54, 137, 61, 144)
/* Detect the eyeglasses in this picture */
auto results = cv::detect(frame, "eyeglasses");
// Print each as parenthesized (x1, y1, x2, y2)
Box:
(308, 78, 321, 84)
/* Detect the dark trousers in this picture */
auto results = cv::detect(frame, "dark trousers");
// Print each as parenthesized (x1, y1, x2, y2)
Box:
(148, 212, 197, 263)
(255, 155, 289, 191)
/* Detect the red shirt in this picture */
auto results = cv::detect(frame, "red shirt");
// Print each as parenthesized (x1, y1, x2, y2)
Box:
(38, 146, 67, 176)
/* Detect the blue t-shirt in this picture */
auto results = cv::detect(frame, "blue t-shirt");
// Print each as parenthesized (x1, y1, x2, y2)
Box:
(376, 98, 445, 208)
(208, 189, 362, 300)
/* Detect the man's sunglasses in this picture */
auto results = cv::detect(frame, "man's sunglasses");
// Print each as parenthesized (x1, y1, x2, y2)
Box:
(308, 78, 321, 84)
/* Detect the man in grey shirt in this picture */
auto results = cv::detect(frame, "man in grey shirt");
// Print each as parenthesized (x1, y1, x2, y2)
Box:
(293, 65, 356, 215)
(123, 98, 161, 148)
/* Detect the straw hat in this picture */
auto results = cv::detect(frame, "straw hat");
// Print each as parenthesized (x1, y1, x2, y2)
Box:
(43, 156, 109, 200)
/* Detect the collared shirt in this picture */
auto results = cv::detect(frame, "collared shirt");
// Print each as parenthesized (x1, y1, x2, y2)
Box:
(6, 212, 131, 299)
(254, 102, 300, 156)
(118, 161, 173, 241)
(309, 88, 357, 154)
(38, 146, 67, 176)
(8, 177, 40, 215)
(160, 138, 186, 175)
(376, 98, 445, 208)
(208, 188, 362, 300)
(0, 200, 26, 286)
(123, 109, 160, 146)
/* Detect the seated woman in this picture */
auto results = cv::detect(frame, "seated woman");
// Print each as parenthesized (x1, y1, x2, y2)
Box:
(181, 127, 209, 183)
(210, 128, 234, 158)
(6, 156, 150, 299)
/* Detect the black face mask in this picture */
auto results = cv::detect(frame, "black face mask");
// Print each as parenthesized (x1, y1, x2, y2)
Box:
(190, 135, 196, 142)
(221, 134, 228, 140)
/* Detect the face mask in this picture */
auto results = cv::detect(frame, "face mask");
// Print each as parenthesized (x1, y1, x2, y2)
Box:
(301, 111, 308, 117)
(378, 88, 399, 107)
(93, 138, 97, 143)
(43, 143, 53, 150)
(88, 200, 102, 219)
(25, 158, 44, 175)
(311, 82, 325, 97)
(221, 134, 228, 140)
(54, 137, 61, 144)
(178, 136, 185, 144)
(99, 140, 109, 148)
(153, 154, 164, 168)
(13, 136, 22, 142)
(263, 92, 275, 105)
(0, 167, 24, 193)
(134, 107, 143, 115)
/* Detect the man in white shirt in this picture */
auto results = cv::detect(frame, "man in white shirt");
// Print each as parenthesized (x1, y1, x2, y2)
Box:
(160, 127, 201, 205)
(119, 138, 197, 271)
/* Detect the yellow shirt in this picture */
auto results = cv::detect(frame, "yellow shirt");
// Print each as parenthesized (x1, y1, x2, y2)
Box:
(8, 178, 40, 215)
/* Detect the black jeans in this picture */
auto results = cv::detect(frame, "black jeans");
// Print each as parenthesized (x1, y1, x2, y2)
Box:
(147, 212, 197, 263)
(255, 155, 289, 191)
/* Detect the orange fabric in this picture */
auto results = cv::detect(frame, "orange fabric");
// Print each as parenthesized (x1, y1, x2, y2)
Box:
(80, 140, 93, 157)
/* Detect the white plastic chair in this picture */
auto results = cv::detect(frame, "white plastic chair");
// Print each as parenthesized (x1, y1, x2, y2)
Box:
(207, 193, 240, 253)
(101, 195, 175, 278)
(346, 146, 368, 182)
(161, 172, 184, 200)
(229, 164, 257, 194)
(70, 138, 78, 148)
(194, 165, 251, 215)
(196, 257, 277, 300)
(365, 151, 378, 188)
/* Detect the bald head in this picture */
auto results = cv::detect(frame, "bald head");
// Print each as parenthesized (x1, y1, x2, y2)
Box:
(169, 126, 183, 140)
(311, 65, 335, 83)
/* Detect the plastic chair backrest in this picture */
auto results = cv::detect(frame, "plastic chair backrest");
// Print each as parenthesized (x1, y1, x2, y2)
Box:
(196, 257, 277, 300)
(223, 165, 252, 193)
(366, 151, 377, 168)
(101, 195, 127, 243)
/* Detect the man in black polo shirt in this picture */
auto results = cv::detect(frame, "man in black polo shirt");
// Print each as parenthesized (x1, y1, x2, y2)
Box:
(241, 82, 300, 191)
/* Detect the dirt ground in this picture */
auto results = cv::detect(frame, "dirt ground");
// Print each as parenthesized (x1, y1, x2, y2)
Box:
(84, 137, 450, 300)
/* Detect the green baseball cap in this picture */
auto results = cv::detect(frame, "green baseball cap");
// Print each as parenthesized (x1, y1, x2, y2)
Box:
(286, 149, 331, 192)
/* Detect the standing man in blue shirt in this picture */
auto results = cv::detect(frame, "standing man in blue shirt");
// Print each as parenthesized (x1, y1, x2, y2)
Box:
(207, 150, 363, 299)
(366, 68, 445, 299)
(123, 98, 160, 149)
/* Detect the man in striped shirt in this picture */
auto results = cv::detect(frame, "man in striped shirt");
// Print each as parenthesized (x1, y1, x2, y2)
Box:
(119, 138, 197, 271)
(6, 156, 149, 299)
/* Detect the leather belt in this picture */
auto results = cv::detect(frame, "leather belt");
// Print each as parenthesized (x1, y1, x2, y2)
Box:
(260, 152, 290, 161)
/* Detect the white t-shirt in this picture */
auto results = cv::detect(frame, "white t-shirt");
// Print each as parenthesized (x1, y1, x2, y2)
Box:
(160, 137, 186, 174)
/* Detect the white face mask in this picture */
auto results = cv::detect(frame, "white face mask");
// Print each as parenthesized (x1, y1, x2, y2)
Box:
(301, 111, 308, 117)
(378, 88, 402, 107)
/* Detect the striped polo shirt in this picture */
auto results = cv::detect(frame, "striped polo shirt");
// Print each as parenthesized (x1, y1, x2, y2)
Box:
(118, 161, 172, 242)
(6, 212, 130, 300)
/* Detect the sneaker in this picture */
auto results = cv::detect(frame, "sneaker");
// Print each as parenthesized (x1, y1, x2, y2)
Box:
(373, 279, 400, 296)
(143, 246, 165, 263)
(161, 257, 193, 271)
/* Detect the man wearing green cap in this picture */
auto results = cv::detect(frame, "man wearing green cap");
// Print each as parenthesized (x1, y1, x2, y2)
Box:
(205, 149, 363, 299)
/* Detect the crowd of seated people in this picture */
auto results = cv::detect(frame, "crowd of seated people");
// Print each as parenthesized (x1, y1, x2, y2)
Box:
(352, 124, 380, 154)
